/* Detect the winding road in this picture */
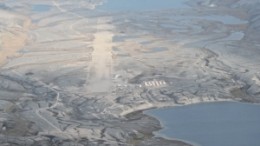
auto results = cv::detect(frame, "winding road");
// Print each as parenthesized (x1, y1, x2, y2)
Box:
(35, 86, 62, 132)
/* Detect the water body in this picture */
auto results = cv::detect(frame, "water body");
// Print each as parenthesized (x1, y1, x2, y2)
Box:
(144, 47, 169, 53)
(0, 4, 8, 9)
(170, 15, 248, 25)
(225, 31, 245, 40)
(146, 102, 260, 146)
(98, 0, 189, 12)
(31, 4, 51, 12)
(199, 15, 248, 25)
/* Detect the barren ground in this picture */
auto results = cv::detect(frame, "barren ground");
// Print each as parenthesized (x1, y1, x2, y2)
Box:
(0, 0, 260, 145)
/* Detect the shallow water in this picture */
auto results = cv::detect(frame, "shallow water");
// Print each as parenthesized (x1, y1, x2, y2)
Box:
(31, 4, 51, 12)
(199, 15, 248, 25)
(98, 0, 189, 12)
(145, 47, 169, 53)
(0, 4, 8, 9)
(170, 15, 247, 25)
(146, 102, 260, 146)
(225, 32, 245, 40)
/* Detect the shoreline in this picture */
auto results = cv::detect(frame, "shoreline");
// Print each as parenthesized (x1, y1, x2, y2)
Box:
(128, 99, 257, 146)
(142, 100, 260, 146)
(125, 110, 193, 146)
(1, 0, 260, 145)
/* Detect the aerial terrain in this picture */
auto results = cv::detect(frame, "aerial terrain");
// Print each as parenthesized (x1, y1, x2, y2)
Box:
(0, 0, 260, 145)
